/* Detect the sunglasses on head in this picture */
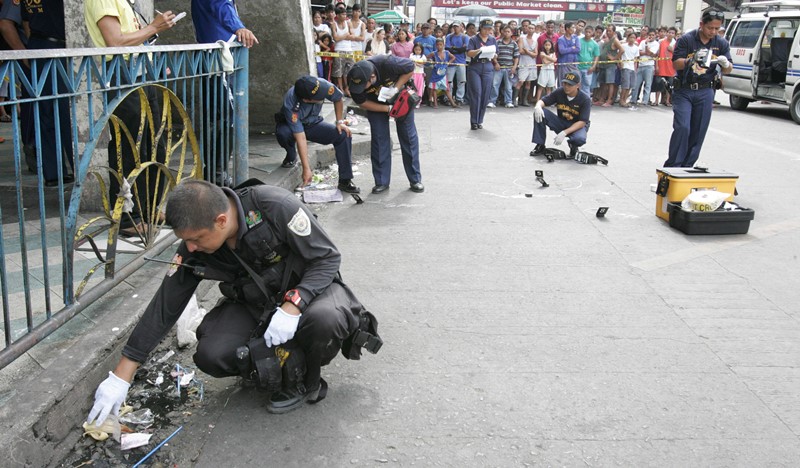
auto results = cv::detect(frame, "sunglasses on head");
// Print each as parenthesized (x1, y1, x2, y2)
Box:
(704, 10, 725, 20)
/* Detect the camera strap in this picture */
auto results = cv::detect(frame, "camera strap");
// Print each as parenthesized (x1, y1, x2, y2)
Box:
(229, 247, 296, 338)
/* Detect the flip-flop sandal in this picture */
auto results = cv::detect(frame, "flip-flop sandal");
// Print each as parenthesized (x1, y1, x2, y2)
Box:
(0, 115, 11, 122)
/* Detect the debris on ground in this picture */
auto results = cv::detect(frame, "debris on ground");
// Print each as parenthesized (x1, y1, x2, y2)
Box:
(60, 335, 208, 467)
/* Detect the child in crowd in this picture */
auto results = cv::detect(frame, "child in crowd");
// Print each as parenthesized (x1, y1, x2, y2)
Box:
(318, 33, 334, 81)
(314, 31, 324, 78)
(410, 43, 427, 108)
(535, 39, 557, 102)
(619, 32, 639, 108)
(427, 37, 458, 108)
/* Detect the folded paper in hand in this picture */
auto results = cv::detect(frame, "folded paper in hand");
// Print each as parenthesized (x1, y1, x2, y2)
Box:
(378, 86, 398, 102)
(480, 45, 496, 60)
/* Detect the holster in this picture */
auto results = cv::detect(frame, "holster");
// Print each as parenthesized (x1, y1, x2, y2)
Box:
(341, 310, 383, 360)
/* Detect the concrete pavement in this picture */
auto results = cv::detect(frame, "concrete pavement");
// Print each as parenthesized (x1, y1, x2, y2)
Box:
(179, 95, 800, 466)
(6, 93, 800, 466)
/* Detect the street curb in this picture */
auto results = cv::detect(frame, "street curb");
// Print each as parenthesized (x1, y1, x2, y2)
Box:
(0, 139, 372, 466)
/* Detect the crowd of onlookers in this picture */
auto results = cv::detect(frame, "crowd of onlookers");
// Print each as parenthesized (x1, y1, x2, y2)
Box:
(312, 3, 690, 110)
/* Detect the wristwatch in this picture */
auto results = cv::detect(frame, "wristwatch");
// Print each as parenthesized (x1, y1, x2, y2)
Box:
(283, 289, 302, 308)
(336, 119, 346, 124)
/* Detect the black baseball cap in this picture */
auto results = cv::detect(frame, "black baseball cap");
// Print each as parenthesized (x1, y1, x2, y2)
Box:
(347, 60, 375, 94)
(562, 72, 581, 86)
(295, 76, 335, 100)
(480, 19, 493, 29)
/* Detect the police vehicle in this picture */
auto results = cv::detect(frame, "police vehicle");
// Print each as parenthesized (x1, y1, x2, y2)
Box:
(723, 0, 800, 123)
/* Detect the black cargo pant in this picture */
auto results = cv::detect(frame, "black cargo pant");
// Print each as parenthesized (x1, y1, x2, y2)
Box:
(193, 281, 359, 390)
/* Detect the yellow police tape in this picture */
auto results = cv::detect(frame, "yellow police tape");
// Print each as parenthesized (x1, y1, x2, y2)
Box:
(315, 51, 671, 69)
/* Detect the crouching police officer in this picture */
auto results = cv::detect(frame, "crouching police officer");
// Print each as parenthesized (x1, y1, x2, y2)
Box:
(276, 76, 361, 194)
(530, 72, 591, 158)
(347, 56, 424, 194)
(87, 180, 381, 424)
(666, 10, 732, 167)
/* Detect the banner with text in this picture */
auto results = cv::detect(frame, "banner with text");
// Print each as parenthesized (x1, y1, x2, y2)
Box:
(432, 0, 643, 13)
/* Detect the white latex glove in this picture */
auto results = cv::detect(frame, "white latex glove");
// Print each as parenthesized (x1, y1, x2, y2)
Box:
(533, 105, 544, 123)
(264, 307, 301, 347)
(87, 371, 130, 426)
(553, 131, 567, 146)
(715, 55, 730, 69)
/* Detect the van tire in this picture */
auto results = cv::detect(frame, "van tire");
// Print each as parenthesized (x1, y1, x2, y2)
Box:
(791, 92, 800, 125)
(729, 95, 752, 111)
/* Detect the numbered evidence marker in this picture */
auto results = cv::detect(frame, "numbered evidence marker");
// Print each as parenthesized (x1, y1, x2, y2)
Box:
(596, 207, 609, 218)
(351, 193, 364, 204)
(535, 170, 549, 188)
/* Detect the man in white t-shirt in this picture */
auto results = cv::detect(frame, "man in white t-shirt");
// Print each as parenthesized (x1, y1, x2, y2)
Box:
(348, 4, 366, 55)
(516, 21, 539, 106)
(631, 30, 659, 106)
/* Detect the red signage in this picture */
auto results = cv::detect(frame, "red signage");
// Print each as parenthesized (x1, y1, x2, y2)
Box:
(433, 0, 570, 11)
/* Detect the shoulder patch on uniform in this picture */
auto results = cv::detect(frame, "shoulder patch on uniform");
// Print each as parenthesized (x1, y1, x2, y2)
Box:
(291, 113, 298, 123)
(167, 254, 182, 277)
(328, 86, 335, 96)
(287, 208, 311, 237)
(246, 210, 263, 228)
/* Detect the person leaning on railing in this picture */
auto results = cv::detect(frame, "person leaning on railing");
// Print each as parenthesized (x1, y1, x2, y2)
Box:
(83, 0, 177, 237)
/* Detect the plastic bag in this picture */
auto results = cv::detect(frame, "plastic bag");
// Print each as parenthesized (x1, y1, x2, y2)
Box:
(176, 294, 207, 348)
(681, 190, 730, 212)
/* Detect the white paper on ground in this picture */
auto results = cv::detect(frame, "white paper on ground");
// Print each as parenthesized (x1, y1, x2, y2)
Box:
(303, 189, 344, 204)
(121, 432, 153, 450)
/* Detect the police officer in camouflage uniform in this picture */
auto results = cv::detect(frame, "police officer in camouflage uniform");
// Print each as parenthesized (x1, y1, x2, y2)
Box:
(87, 180, 371, 422)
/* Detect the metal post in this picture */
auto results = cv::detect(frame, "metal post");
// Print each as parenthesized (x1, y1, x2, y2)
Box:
(233, 47, 250, 186)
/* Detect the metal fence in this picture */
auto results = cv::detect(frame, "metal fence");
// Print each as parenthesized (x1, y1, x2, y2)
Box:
(0, 43, 249, 369)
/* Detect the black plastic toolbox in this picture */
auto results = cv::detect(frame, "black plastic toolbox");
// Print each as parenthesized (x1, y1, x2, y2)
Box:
(667, 202, 755, 235)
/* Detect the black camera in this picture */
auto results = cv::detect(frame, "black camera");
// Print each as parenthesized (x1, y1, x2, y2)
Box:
(235, 339, 306, 394)
(574, 151, 608, 165)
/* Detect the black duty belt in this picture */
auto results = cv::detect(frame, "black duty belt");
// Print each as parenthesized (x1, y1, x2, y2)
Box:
(30, 33, 66, 44)
(675, 80, 714, 90)
(472, 58, 490, 64)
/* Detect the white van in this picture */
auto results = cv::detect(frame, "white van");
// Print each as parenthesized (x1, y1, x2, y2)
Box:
(723, 0, 800, 123)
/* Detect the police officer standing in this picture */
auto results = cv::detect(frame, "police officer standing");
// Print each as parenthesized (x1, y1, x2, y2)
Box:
(347, 56, 424, 194)
(530, 72, 591, 158)
(466, 19, 498, 130)
(666, 11, 732, 167)
(276, 76, 360, 194)
(86, 180, 373, 421)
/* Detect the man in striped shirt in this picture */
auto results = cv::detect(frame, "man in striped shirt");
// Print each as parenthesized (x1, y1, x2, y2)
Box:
(489, 25, 520, 108)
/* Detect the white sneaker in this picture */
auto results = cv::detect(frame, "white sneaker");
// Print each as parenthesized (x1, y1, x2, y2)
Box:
(487, 103, 496, 108)
(505, 103, 515, 108)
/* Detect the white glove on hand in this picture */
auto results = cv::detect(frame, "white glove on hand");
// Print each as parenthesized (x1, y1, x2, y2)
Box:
(264, 307, 301, 347)
(553, 131, 567, 146)
(715, 55, 730, 69)
(87, 371, 130, 426)
(533, 105, 544, 123)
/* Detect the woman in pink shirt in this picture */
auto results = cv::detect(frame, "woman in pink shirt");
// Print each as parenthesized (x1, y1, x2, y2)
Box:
(390, 29, 414, 58)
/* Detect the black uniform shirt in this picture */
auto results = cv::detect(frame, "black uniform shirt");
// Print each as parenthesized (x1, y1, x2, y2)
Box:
(122, 185, 341, 364)
(21, 0, 66, 42)
(541, 88, 591, 125)
(350, 55, 415, 105)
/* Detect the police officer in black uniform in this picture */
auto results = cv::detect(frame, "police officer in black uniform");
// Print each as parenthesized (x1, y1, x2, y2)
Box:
(347, 56, 424, 194)
(666, 10, 732, 167)
(87, 180, 375, 422)
(22, 0, 75, 187)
